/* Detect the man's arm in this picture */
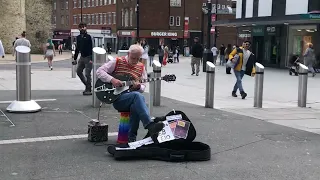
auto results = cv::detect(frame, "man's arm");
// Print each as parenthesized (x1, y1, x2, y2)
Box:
(96, 60, 117, 83)
(138, 67, 147, 93)
(74, 36, 80, 60)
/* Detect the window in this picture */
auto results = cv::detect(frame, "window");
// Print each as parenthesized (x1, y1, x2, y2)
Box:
(124, 10, 128, 26)
(96, 13, 99, 24)
(113, 0, 116, 4)
(83, 0, 86, 7)
(92, 0, 95, 7)
(169, 16, 174, 26)
(61, 15, 64, 24)
(73, 15, 77, 24)
(53, 1, 56, 10)
(100, 0, 103, 5)
(66, 0, 69, 9)
(60, 0, 64, 9)
(73, 0, 77, 8)
(129, 9, 133, 26)
(112, 12, 116, 24)
(53, 16, 56, 24)
(104, 0, 107, 5)
(78, 14, 81, 22)
(103, 13, 107, 24)
(217, 4, 220, 9)
(78, 0, 81, 8)
(96, 0, 99, 6)
(108, 12, 112, 25)
(100, 13, 103, 24)
(222, 5, 225, 9)
(121, 9, 124, 27)
(83, 14, 87, 23)
(176, 16, 180, 26)
(88, 0, 91, 7)
(109, 0, 112, 4)
(66, 15, 69, 25)
(91, 14, 95, 24)
(87, 14, 91, 24)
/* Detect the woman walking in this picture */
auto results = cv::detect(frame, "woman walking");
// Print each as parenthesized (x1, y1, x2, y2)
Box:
(44, 39, 56, 70)
(304, 43, 316, 77)
(140, 39, 149, 71)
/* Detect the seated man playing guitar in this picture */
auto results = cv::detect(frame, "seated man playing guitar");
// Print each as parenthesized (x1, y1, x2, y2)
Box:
(96, 44, 164, 142)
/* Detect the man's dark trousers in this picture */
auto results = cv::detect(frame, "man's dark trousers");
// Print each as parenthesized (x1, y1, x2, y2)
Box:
(77, 56, 92, 91)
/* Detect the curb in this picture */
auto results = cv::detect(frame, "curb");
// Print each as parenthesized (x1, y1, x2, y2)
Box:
(0, 57, 71, 65)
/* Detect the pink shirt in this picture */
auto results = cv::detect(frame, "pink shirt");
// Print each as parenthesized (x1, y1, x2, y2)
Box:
(96, 56, 147, 93)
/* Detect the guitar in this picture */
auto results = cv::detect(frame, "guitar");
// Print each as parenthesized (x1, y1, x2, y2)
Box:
(94, 74, 176, 104)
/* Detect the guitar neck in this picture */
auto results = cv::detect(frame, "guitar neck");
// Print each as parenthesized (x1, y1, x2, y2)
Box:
(125, 77, 162, 86)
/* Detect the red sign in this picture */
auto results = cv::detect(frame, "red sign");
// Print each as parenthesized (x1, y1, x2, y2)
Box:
(211, 14, 216, 34)
(184, 17, 189, 38)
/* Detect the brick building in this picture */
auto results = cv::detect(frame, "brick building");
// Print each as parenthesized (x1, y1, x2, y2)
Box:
(70, 0, 117, 51)
(116, 0, 237, 52)
(52, 0, 72, 49)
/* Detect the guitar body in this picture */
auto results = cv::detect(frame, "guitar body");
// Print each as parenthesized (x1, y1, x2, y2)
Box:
(95, 74, 134, 104)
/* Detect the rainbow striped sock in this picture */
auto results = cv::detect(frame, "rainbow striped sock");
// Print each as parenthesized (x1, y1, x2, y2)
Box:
(117, 112, 130, 144)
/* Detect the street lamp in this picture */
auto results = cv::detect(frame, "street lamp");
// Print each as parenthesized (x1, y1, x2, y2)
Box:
(202, 0, 213, 72)
(80, 0, 83, 22)
(214, 0, 218, 46)
(136, 0, 140, 42)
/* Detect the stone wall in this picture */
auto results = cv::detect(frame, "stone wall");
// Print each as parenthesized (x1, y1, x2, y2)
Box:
(0, 0, 26, 54)
(25, 0, 53, 53)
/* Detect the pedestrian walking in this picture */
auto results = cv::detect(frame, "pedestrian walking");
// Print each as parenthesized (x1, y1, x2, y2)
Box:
(211, 45, 218, 64)
(219, 44, 226, 65)
(303, 43, 316, 77)
(191, 37, 203, 76)
(0, 39, 5, 58)
(148, 46, 156, 66)
(13, 31, 31, 56)
(73, 22, 93, 96)
(157, 45, 164, 65)
(43, 39, 56, 70)
(228, 41, 256, 99)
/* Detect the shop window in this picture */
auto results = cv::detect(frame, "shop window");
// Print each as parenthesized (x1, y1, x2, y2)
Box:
(176, 16, 181, 26)
(169, 16, 174, 26)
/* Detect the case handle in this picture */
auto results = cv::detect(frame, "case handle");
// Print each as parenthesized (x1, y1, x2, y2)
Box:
(169, 154, 185, 161)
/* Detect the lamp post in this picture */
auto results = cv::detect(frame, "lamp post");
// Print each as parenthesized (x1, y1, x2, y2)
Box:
(80, 0, 83, 22)
(136, 0, 140, 42)
(214, 0, 218, 46)
(202, 0, 213, 72)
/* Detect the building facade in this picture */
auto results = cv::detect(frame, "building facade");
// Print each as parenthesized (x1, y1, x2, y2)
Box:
(52, 0, 72, 49)
(116, 0, 237, 52)
(214, 0, 320, 68)
(70, 0, 117, 51)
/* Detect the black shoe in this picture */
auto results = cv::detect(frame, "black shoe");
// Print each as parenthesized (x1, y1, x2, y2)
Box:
(83, 90, 92, 96)
(128, 138, 136, 143)
(232, 91, 237, 97)
(147, 122, 164, 137)
(191, 72, 195, 75)
(196, 73, 199, 76)
(240, 92, 247, 99)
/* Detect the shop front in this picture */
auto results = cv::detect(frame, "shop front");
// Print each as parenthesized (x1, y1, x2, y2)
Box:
(287, 24, 320, 67)
(140, 30, 184, 51)
(53, 30, 71, 49)
(117, 30, 136, 50)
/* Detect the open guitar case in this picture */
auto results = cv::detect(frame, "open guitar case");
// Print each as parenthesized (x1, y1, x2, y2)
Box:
(107, 110, 211, 162)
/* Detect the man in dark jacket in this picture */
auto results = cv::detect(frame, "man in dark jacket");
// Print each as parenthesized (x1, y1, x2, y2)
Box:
(191, 37, 203, 76)
(73, 22, 93, 96)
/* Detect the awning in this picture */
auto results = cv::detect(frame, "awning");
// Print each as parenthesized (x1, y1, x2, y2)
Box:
(213, 14, 320, 27)
(53, 35, 70, 40)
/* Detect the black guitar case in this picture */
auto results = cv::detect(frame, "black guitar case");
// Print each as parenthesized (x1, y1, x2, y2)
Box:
(107, 110, 211, 162)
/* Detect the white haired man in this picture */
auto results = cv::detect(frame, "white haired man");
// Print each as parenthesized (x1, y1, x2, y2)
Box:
(96, 44, 164, 142)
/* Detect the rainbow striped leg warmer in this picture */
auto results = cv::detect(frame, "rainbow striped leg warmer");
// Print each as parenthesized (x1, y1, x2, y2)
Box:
(117, 112, 130, 144)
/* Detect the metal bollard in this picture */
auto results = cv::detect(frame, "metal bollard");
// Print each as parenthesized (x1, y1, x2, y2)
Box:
(298, 63, 309, 107)
(6, 46, 41, 113)
(254, 63, 265, 108)
(148, 72, 154, 117)
(205, 62, 215, 108)
(153, 60, 162, 106)
(92, 47, 107, 108)
(71, 50, 76, 78)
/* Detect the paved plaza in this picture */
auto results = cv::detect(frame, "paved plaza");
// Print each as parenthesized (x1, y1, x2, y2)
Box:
(0, 55, 320, 179)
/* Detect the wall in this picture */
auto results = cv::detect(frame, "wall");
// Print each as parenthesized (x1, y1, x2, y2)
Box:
(25, 0, 53, 53)
(0, 0, 27, 54)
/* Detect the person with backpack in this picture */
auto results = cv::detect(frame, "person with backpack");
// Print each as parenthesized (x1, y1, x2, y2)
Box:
(228, 41, 256, 99)
(225, 44, 233, 74)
